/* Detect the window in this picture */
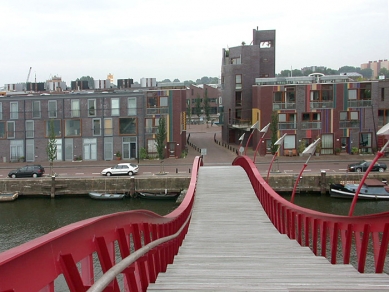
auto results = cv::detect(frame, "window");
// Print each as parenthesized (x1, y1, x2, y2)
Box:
(10, 102, 18, 119)
(278, 113, 296, 129)
(111, 98, 119, 116)
(285, 87, 295, 102)
(302, 112, 320, 121)
(260, 41, 272, 48)
(32, 101, 41, 118)
(378, 109, 389, 127)
(26, 120, 34, 138)
(231, 56, 241, 64)
(283, 134, 296, 149)
(46, 120, 61, 137)
(119, 118, 137, 135)
(7, 121, 15, 139)
(235, 75, 242, 90)
(381, 88, 385, 102)
(235, 91, 242, 106)
(0, 122, 5, 138)
(88, 99, 96, 117)
(340, 111, 359, 120)
(147, 138, 157, 153)
(273, 92, 283, 103)
(339, 111, 359, 128)
(93, 118, 101, 136)
(128, 97, 136, 116)
(104, 118, 113, 136)
(65, 119, 81, 136)
(348, 89, 357, 100)
(147, 93, 157, 107)
(145, 118, 158, 134)
(160, 96, 168, 107)
(360, 132, 372, 153)
(48, 100, 57, 118)
(71, 99, 80, 117)
(0, 102, 2, 120)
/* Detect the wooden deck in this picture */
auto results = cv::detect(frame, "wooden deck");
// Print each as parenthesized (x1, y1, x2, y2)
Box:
(148, 166, 389, 291)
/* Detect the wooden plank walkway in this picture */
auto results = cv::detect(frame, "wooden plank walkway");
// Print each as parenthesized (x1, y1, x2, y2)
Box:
(148, 166, 389, 291)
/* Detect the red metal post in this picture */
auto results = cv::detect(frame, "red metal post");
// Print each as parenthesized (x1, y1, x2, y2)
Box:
(290, 163, 307, 204)
(348, 151, 384, 216)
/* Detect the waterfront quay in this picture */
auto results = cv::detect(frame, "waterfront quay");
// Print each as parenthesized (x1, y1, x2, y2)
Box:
(1, 171, 387, 197)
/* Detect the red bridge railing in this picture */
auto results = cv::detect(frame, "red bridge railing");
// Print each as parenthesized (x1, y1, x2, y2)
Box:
(233, 155, 389, 273)
(0, 156, 203, 292)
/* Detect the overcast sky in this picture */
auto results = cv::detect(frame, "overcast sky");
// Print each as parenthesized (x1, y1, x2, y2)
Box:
(1, 0, 388, 86)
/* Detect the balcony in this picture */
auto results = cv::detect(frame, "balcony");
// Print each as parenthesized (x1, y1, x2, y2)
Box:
(310, 101, 334, 109)
(339, 120, 360, 128)
(301, 121, 321, 129)
(348, 100, 372, 108)
(146, 107, 169, 115)
(278, 122, 296, 130)
(229, 119, 251, 129)
(273, 103, 296, 110)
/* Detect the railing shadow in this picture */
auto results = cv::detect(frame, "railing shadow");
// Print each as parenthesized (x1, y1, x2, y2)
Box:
(233, 155, 389, 274)
(0, 156, 203, 292)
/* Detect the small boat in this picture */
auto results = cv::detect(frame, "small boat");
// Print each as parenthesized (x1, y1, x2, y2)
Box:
(136, 191, 180, 200)
(88, 192, 125, 200)
(0, 192, 19, 202)
(329, 179, 389, 199)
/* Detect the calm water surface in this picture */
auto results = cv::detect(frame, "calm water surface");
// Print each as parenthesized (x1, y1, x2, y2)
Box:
(1, 193, 389, 274)
(0, 196, 178, 253)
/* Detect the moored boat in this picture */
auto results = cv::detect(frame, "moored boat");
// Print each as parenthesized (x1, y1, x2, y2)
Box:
(136, 191, 180, 200)
(0, 192, 19, 202)
(329, 179, 389, 199)
(88, 192, 125, 200)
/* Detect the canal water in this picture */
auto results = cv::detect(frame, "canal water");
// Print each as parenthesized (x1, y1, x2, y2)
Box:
(0, 196, 178, 253)
(1, 193, 389, 274)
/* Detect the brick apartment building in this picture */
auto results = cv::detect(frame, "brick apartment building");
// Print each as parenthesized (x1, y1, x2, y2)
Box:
(0, 90, 187, 163)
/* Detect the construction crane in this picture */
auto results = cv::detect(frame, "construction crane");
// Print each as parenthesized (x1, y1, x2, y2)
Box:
(25, 66, 32, 92)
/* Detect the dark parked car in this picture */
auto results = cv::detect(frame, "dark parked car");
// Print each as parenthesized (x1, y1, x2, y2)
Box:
(347, 160, 387, 173)
(8, 165, 45, 178)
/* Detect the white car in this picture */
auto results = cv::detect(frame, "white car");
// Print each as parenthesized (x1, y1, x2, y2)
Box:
(101, 163, 139, 176)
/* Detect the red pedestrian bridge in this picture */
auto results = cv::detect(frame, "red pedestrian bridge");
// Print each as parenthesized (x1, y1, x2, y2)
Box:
(1, 156, 389, 291)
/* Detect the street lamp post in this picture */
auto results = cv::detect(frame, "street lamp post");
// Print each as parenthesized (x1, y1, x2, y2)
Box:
(348, 122, 389, 216)
(253, 123, 270, 163)
(238, 133, 245, 156)
(266, 134, 287, 182)
(244, 122, 259, 156)
(290, 138, 321, 204)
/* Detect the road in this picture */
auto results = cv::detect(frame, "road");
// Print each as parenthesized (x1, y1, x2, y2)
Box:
(0, 124, 386, 178)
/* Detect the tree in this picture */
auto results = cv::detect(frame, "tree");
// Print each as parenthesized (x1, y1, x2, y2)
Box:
(76, 76, 94, 89)
(203, 88, 211, 127)
(378, 68, 389, 79)
(195, 94, 202, 121)
(270, 111, 279, 155)
(46, 119, 57, 176)
(173, 78, 180, 82)
(156, 116, 167, 160)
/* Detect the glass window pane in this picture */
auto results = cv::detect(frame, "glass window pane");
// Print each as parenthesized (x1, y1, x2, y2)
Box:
(33, 101, 41, 118)
(348, 90, 357, 100)
(71, 99, 80, 117)
(111, 98, 119, 116)
(160, 97, 168, 107)
(128, 98, 136, 115)
(104, 118, 113, 136)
